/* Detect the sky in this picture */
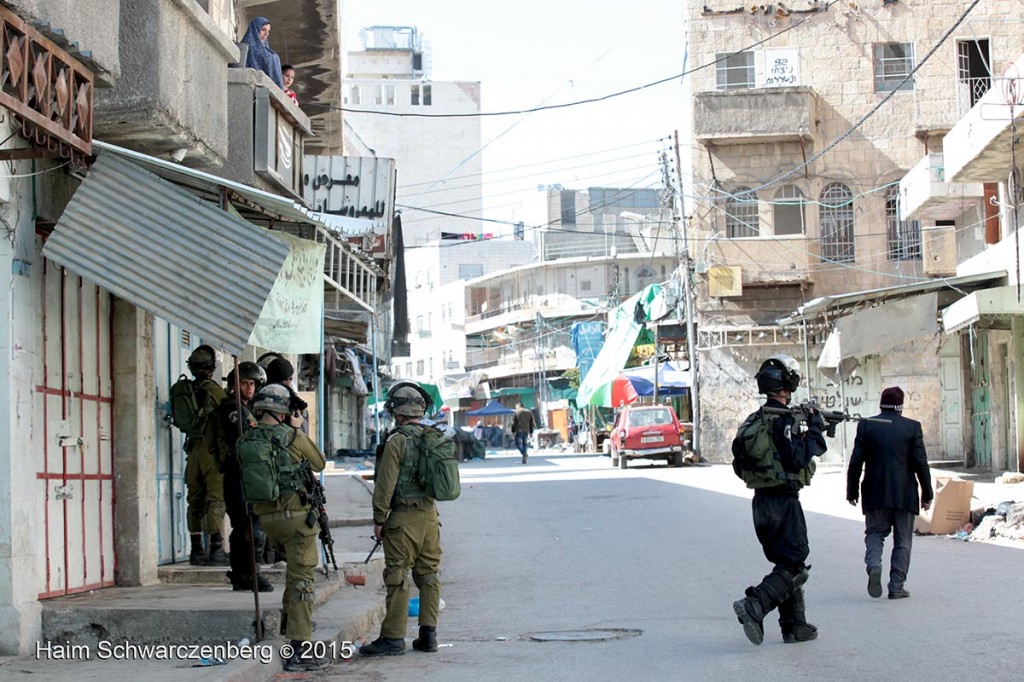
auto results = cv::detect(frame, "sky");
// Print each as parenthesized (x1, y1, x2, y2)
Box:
(340, 0, 689, 234)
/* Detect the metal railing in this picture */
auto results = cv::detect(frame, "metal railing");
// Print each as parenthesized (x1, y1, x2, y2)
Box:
(957, 76, 991, 117)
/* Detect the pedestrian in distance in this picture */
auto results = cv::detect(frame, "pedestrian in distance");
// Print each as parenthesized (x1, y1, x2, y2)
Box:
(847, 386, 933, 600)
(512, 402, 535, 464)
(180, 345, 229, 566)
(731, 355, 827, 646)
(361, 380, 445, 657)
(236, 384, 329, 672)
(210, 361, 273, 593)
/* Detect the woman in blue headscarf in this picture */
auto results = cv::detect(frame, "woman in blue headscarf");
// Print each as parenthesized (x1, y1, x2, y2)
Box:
(240, 16, 283, 89)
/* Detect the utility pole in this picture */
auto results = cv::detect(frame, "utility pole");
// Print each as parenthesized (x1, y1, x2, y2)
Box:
(673, 130, 701, 457)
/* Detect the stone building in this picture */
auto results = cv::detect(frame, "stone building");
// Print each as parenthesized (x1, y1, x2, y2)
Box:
(686, 0, 1022, 463)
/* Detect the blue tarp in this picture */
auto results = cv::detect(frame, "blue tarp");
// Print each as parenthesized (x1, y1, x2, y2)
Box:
(466, 399, 516, 416)
(571, 320, 605, 382)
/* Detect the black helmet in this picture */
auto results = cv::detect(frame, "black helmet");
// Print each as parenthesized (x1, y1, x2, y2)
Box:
(187, 344, 217, 374)
(755, 355, 801, 394)
(227, 361, 266, 387)
(266, 357, 295, 384)
(251, 384, 292, 415)
(385, 380, 432, 417)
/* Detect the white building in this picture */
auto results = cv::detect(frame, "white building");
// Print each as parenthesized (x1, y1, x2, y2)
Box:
(344, 26, 484, 246)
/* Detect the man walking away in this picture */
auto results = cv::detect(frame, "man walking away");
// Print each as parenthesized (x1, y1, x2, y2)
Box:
(847, 386, 933, 600)
(512, 402, 535, 464)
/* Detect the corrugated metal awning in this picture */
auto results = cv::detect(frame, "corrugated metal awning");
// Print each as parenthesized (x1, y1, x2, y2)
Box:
(43, 153, 289, 355)
(777, 271, 1006, 324)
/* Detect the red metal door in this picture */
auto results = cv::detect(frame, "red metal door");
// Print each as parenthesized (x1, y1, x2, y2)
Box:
(36, 262, 115, 597)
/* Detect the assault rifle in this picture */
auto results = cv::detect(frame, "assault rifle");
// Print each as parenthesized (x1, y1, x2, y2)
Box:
(364, 536, 382, 564)
(303, 466, 339, 575)
(764, 402, 890, 438)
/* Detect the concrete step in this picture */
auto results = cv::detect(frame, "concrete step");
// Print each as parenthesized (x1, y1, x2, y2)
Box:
(159, 556, 385, 591)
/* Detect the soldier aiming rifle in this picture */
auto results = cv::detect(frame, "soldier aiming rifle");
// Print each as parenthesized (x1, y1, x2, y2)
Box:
(765, 401, 890, 437)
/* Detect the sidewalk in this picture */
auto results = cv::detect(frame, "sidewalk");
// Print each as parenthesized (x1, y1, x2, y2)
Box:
(0, 475, 386, 682)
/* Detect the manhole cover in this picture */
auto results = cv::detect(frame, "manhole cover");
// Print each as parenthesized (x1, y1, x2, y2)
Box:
(530, 628, 641, 642)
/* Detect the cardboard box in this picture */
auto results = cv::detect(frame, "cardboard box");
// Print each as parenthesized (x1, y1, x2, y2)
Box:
(914, 477, 975, 535)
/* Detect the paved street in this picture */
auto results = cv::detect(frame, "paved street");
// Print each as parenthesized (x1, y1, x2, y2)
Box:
(322, 453, 1024, 682)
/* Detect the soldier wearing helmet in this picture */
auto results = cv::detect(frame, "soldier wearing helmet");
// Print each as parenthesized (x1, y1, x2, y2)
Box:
(210, 361, 273, 593)
(731, 355, 827, 647)
(361, 380, 444, 657)
(183, 345, 230, 566)
(238, 382, 328, 672)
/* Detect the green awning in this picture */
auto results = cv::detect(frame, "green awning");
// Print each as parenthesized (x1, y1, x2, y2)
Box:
(492, 388, 535, 409)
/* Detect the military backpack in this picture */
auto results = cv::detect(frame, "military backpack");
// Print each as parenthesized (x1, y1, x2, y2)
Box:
(394, 423, 461, 502)
(236, 423, 308, 503)
(732, 409, 814, 489)
(169, 375, 216, 439)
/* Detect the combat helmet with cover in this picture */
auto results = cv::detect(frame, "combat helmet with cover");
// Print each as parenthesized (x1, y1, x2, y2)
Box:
(169, 345, 220, 438)
(382, 380, 461, 502)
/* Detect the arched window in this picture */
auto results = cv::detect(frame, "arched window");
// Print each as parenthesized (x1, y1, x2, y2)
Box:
(725, 186, 759, 238)
(819, 183, 855, 263)
(773, 185, 806, 236)
(886, 187, 922, 260)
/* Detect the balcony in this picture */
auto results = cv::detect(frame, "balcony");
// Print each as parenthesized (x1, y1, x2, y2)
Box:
(944, 53, 1024, 183)
(898, 153, 985, 221)
(702, 238, 812, 287)
(694, 87, 817, 146)
(93, 0, 238, 169)
(225, 69, 312, 199)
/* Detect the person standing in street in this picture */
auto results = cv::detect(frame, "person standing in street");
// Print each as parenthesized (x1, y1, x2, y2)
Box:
(237, 384, 328, 672)
(731, 355, 827, 646)
(847, 386, 933, 600)
(210, 361, 273, 593)
(512, 402, 535, 464)
(181, 345, 229, 566)
(361, 381, 444, 657)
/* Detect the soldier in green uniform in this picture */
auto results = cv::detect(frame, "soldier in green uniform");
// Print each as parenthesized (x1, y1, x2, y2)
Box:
(183, 345, 229, 566)
(360, 381, 443, 657)
(240, 383, 328, 672)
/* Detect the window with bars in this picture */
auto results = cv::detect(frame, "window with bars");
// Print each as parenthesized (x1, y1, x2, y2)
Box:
(715, 51, 755, 90)
(725, 186, 759, 238)
(773, 185, 806, 236)
(820, 183, 855, 263)
(885, 187, 922, 260)
(874, 43, 914, 92)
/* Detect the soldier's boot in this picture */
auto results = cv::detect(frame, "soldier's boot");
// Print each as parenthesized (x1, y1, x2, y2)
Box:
(227, 570, 274, 593)
(412, 626, 438, 653)
(189, 533, 207, 566)
(779, 587, 818, 643)
(732, 586, 768, 646)
(207, 533, 230, 566)
(283, 640, 330, 672)
(359, 636, 406, 657)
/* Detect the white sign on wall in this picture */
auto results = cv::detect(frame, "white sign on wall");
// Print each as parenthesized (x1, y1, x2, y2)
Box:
(761, 48, 800, 88)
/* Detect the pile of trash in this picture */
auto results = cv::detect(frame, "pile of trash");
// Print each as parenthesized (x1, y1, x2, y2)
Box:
(957, 501, 1024, 542)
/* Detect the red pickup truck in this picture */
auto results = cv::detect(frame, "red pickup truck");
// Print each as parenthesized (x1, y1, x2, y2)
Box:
(610, 404, 685, 469)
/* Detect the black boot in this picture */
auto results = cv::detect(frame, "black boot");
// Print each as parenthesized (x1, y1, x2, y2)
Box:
(207, 533, 229, 566)
(412, 626, 438, 652)
(733, 586, 767, 646)
(283, 639, 329, 672)
(189, 534, 206, 566)
(227, 571, 273, 593)
(359, 636, 406, 656)
(779, 587, 818, 643)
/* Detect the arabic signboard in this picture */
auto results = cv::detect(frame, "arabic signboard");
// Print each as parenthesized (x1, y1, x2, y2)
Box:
(303, 155, 396, 233)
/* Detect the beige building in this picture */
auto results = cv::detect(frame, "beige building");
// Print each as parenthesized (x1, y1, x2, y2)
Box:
(686, 1, 1023, 463)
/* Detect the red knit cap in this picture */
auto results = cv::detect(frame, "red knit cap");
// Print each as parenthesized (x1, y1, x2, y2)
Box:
(880, 386, 904, 411)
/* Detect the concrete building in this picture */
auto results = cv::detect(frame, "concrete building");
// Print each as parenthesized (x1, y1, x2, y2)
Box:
(686, 0, 1021, 463)
(343, 26, 484, 246)
(0, 0, 390, 653)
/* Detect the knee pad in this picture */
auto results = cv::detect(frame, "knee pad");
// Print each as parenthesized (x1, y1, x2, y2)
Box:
(383, 566, 408, 589)
(207, 500, 227, 518)
(413, 572, 439, 589)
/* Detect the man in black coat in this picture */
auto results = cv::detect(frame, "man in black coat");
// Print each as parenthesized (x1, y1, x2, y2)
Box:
(847, 386, 933, 600)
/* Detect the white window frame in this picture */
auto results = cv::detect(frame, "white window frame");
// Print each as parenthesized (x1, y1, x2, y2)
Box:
(715, 51, 755, 90)
(874, 43, 915, 92)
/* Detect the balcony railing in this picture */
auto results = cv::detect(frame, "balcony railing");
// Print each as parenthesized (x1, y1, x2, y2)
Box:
(956, 77, 991, 118)
(0, 7, 92, 164)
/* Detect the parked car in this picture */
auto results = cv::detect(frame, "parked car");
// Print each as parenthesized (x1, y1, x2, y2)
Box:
(610, 404, 685, 469)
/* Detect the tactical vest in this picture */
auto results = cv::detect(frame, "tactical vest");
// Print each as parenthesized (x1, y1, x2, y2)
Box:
(392, 425, 431, 501)
(734, 409, 815, 489)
